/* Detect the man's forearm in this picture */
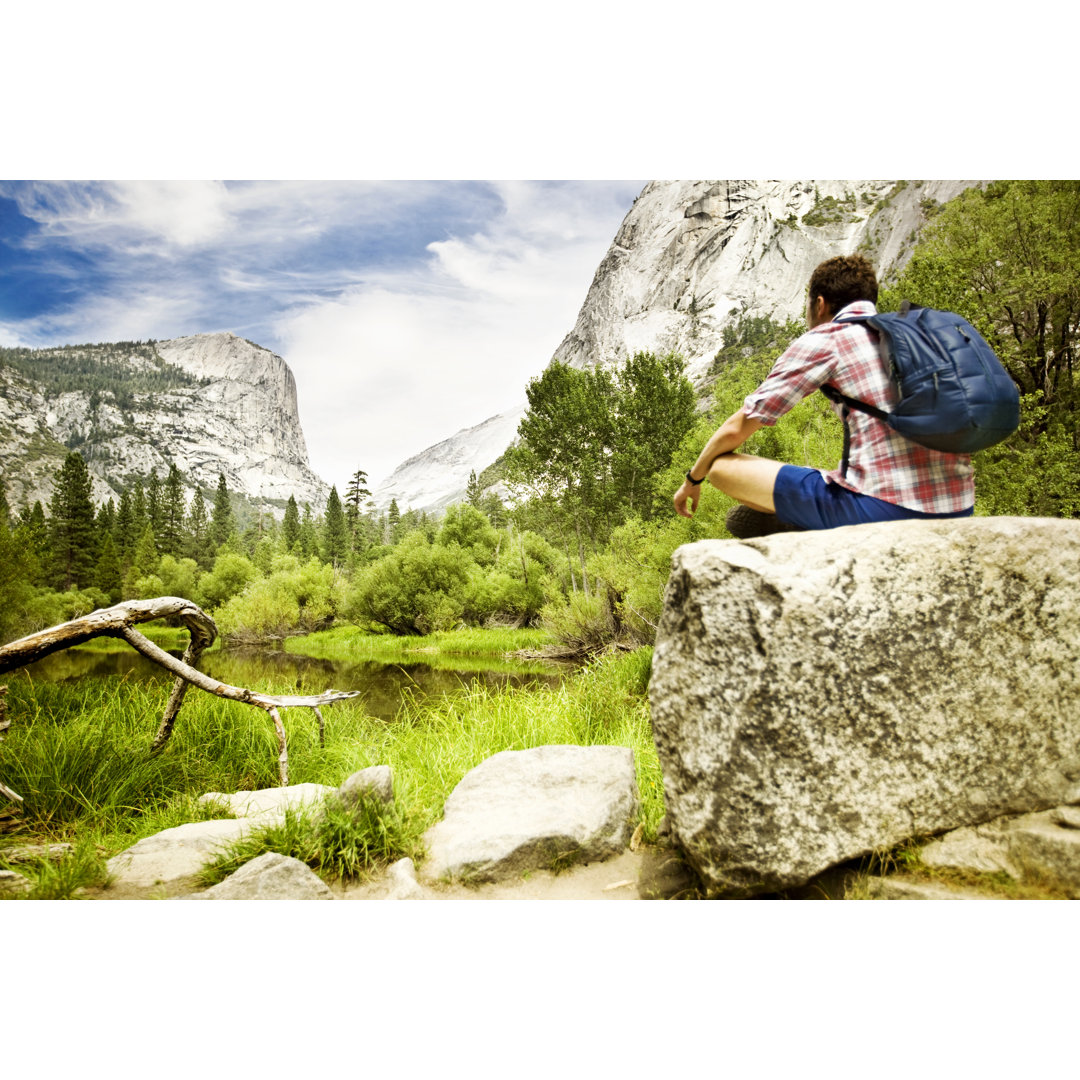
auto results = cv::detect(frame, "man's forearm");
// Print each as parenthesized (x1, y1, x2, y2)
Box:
(688, 408, 764, 479)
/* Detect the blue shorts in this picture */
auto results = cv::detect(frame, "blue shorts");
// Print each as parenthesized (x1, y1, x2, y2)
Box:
(772, 465, 974, 530)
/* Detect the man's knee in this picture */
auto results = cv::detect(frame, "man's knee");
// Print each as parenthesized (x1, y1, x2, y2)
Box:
(707, 452, 782, 512)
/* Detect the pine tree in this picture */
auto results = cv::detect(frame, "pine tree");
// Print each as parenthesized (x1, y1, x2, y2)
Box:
(344, 469, 371, 550)
(466, 469, 483, 506)
(187, 487, 210, 565)
(18, 501, 51, 586)
(161, 463, 186, 557)
(210, 474, 235, 551)
(387, 498, 401, 544)
(130, 478, 147, 542)
(95, 531, 122, 603)
(282, 495, 300, 552)
(49, 451, 96, 590)
(299, 503, 317, 559)
(146, 467, 164, 547)
(323, 486, 348, 568)
(115, 489, 135, 568)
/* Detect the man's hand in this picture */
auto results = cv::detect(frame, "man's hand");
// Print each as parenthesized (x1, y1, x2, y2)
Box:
(674, 478, 700, 519)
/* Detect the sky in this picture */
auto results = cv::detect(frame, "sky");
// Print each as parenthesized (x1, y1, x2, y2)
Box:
(0, 179, 645, 490)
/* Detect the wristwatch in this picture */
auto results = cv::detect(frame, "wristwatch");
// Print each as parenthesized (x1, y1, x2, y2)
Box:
(685, 469, 706, 486)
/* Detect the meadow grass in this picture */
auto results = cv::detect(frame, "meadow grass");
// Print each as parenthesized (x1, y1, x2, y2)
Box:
(285, 624, 556, 662)
(0, 642, 662, 893)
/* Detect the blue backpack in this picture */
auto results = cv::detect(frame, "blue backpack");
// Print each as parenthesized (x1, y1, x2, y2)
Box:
(822, 302, 1020, 459)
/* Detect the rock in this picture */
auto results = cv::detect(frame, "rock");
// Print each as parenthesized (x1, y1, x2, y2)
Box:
(919, 825, 1019, 878)
(0, 869, 31, 897)
(106, 819, 252, 888)
(1008, 819, 1080, 898)
(421, 745, 640, 884)
(185, 853, 333, 900)
(1052, 806, 1080, 829)
(1, 842, 73, 864)
(649, 518, 1080, 897)
(0, 332, 328, 514)
(862, 878, 999, 901)
(337, 766, 394, 810)
(198, 782, 335, 821)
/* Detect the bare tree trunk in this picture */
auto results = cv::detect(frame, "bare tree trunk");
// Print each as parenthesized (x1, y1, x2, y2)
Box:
(0, 597, 362, 791)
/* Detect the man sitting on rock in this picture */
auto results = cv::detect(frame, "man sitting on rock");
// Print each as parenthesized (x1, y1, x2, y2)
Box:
(673, 254, 976, 537)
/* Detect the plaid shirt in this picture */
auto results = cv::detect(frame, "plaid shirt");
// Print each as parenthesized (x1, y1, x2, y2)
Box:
(742, 301, 975, 513)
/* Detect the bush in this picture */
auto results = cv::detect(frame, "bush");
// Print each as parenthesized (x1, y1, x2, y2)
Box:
(214, 557, 340, 644)
(196, 552, 257, 610)
(347, 533, 474, 635)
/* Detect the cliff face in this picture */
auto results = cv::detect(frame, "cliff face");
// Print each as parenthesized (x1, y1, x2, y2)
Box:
(374, 179, 982, 511)
(551, 179, 980, 384)
(0, 332, 329, 513)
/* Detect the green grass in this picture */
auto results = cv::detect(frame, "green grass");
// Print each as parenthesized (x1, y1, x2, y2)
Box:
(197, 792, 417, 887)
(0, 643, 662, 893)
(286, 625, 556, 662)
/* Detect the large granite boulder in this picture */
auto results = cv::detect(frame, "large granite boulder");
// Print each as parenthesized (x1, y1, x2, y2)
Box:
(421, 745, 640, 884)
(649, 518, 1080, 898)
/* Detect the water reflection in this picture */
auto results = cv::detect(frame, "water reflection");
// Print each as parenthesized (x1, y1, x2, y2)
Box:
(16, 645, 572, 722)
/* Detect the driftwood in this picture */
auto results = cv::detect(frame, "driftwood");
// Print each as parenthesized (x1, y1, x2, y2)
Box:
(0, 597, 362, 796)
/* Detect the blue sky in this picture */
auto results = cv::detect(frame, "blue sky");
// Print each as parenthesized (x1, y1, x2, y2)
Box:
(0, 180, 645, 489)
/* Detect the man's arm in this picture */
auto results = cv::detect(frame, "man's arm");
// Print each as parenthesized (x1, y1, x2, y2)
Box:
(673, 408, 764, 518)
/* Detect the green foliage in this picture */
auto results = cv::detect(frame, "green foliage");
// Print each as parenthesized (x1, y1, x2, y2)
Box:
(322, 485, 348, 568)
(196, 551, 258, 610)
(214, 556, 340, 644)
(347, 532, 474, 635)
(48, 451, 96, 590)
(437, 503, 499, 564)
(883, 180, 1080, 517)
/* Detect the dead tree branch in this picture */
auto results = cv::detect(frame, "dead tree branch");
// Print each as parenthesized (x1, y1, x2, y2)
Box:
(0, 597, 362, 789)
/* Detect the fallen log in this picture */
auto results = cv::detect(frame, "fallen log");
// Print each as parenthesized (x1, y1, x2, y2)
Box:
(0, 597, 362, 795)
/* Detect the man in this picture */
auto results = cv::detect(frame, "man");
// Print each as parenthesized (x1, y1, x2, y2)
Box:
(673, 254, 975, 534)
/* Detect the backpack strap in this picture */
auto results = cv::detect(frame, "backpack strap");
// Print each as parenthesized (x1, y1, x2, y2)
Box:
(819, 303, 908, 475)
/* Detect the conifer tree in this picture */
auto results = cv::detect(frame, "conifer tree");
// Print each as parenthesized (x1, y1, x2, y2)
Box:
(387, 498, 401, 544)
(115, 489, 135, 567)
(187, 487, 210, 565)
(345, 469, 371, 550)
(161, 463, 186, 557)
(299, 503, 317, 559)
(323, 486, 348, 568)
(466, 469, 483, 506)
(49, 451, 96, 590)
(210, 474, 235, 551)
(146, 467, 164, 546)
(95, 531, 122, 603)
(130, 479, 147, 541)
(282, 495, 301, 552)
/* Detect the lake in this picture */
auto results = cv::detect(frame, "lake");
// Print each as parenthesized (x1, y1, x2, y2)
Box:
(15, 644, 573, 722)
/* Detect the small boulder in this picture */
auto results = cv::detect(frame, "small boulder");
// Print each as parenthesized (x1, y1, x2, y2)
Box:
(185, 852, 334, 900)
(198, 782, 335, 821)
(106, 818, 252, 888)
(338, 766, 394, 810)
(421, 745, 640, 884)
(0, 869, 31, 897)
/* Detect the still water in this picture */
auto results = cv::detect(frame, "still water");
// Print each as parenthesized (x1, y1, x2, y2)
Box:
(18, 645, 572, 722)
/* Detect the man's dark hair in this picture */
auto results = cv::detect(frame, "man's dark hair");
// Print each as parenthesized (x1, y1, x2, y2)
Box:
(808, 254, 879, 314)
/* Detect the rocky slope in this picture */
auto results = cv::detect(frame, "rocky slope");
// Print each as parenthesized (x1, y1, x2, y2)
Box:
(0, 332, 329, 513)
(374, 179, 981, 512)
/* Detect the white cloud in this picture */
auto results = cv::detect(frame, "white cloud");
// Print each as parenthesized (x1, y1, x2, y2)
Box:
(277, 181, 643, 488)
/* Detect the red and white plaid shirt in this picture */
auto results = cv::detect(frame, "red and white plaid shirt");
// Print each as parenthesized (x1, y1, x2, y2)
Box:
(742, 301, 975, 513)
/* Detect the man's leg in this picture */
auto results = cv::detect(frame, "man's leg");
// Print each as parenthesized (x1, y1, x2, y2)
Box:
(707, 452, 784, 512)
